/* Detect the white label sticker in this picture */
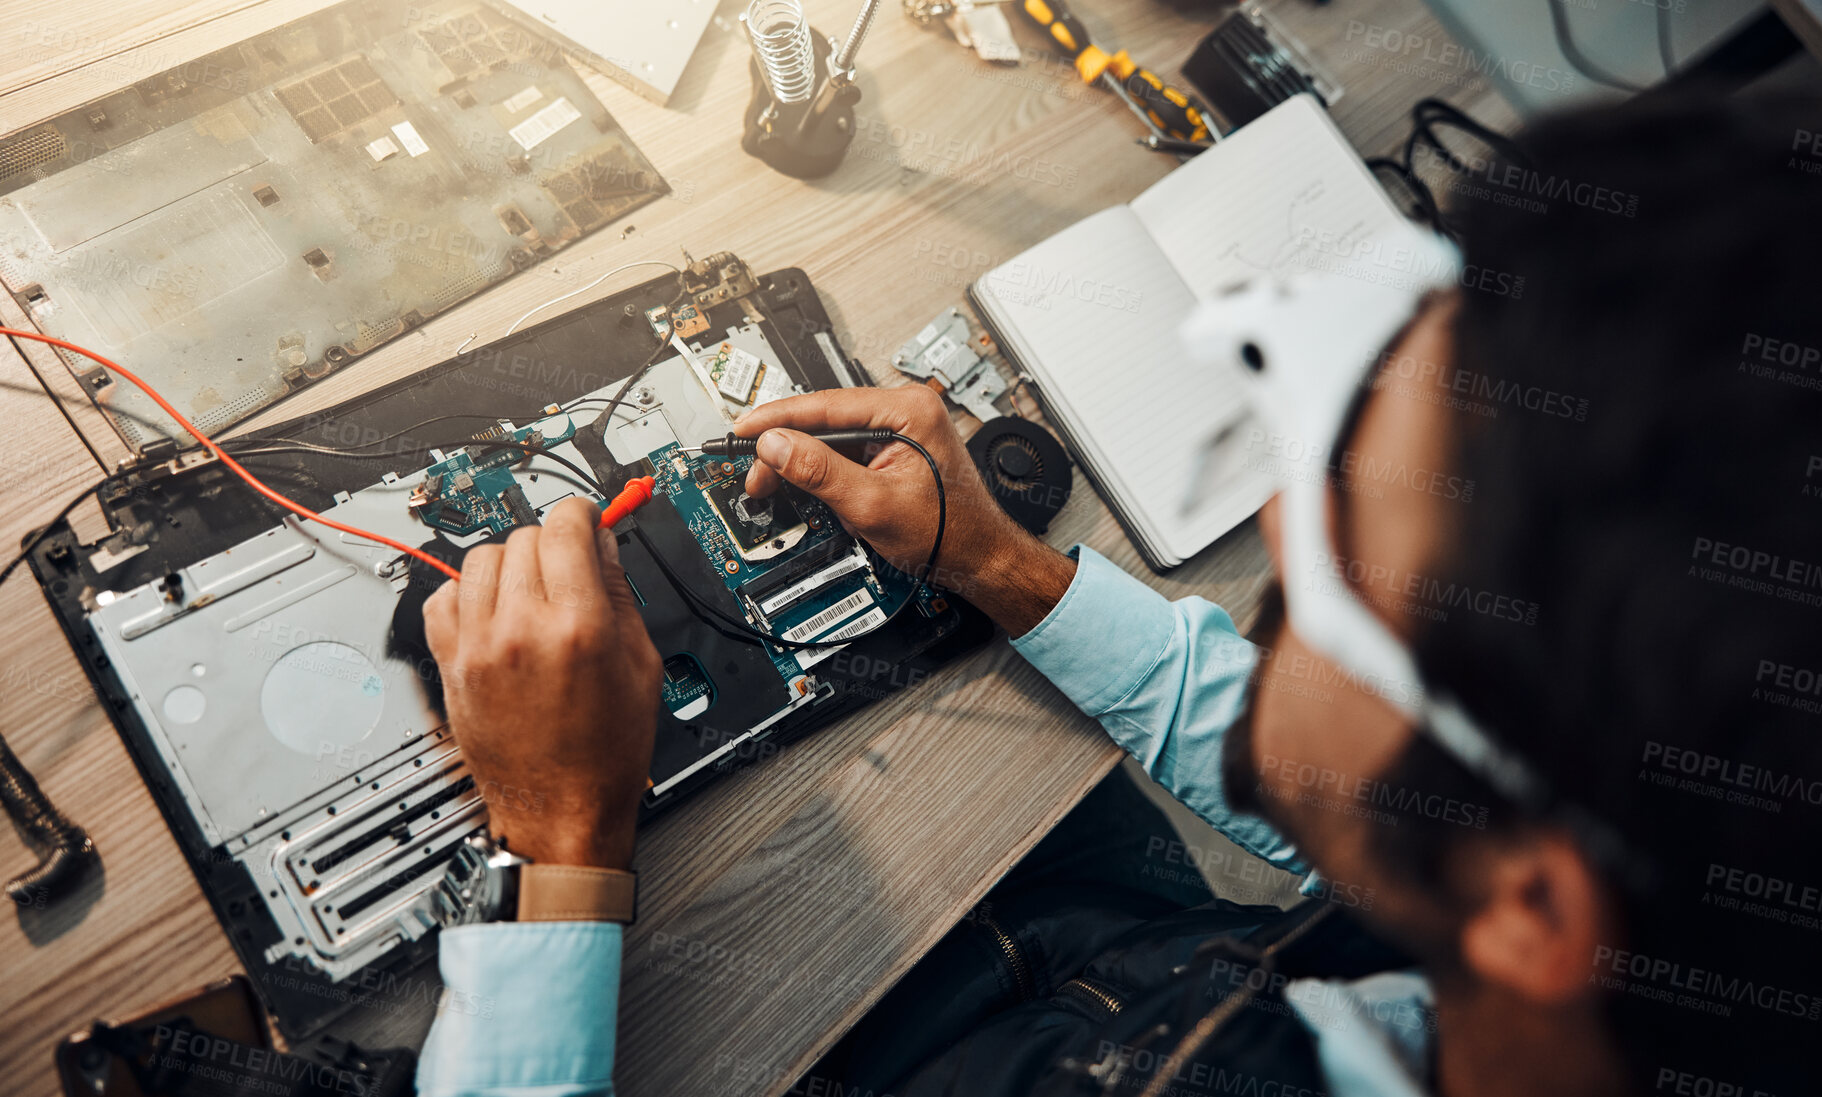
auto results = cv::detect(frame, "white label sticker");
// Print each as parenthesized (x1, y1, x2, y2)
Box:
(510, 97, 582, 150)
(781, 590, 875, 644)
(924, 332, 962, 373)
(795, 608, 888, 668)
(717, 348, 763, 402)
(391, 122, 430, 157)
(503, 86, 544, 113)
(752, 366, 798, 408)
(758, 554, 868, 616)
(365, 136, 400, 161)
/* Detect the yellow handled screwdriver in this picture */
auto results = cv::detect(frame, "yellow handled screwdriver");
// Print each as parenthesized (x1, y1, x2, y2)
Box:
(1018, 0, 1210, 144)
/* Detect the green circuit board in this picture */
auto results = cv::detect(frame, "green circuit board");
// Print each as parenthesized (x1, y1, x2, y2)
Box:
(410, 415, 578, 536)
(648, 442, 935, 681)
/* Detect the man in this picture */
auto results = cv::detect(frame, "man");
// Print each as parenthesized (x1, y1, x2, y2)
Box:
(415, 92, 1822, 1096)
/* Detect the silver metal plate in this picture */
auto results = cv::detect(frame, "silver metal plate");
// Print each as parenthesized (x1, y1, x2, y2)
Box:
(0, 0, 665, 445)
(82, 324, 823, 981)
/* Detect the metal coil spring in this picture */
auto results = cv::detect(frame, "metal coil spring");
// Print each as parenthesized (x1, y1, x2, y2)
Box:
(746, 0, 816, 104)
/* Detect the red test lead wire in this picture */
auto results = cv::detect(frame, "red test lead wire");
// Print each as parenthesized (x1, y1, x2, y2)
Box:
(0, 327, 466, 584)
(597, 475, 656, 530)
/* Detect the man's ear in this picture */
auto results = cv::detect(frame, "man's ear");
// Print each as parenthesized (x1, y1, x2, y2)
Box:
(1458, 831, 1611, 1004)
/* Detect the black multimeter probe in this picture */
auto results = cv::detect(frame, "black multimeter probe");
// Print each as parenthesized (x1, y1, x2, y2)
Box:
(681, 429, 900, 456)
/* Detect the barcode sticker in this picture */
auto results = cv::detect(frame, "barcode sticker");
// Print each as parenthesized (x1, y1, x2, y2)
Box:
(758, 554, 867, 616)
(781, 590, 875, 644)
(510, 97, 582, 150)
(503, 86, 544, 113)
(391, 122, 431, 157)
(795, 608, 888, 668)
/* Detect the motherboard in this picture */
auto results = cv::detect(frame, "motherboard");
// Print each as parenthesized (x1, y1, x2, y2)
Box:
(29, 256, 988, 1040)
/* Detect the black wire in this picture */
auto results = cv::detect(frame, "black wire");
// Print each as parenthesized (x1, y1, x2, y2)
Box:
(2, 287, 941, 662)
(0, 477, 113, 591)
(628, 432, 947, 652)
(594, 277, 690, 437)
(1368, 98, 1528, 242)
(1548, 0, 1646, 92)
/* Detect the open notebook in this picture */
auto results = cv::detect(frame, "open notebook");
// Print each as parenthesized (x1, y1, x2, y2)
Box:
(970, 94, 1411, 570)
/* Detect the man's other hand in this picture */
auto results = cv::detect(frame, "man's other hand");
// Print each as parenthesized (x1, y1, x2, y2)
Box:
(735, 385, 1076, 636)
(423, 497, 660, 870)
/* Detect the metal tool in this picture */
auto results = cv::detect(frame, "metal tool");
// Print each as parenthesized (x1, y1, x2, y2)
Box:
(741, 0, 884, 178)
(894, 308, 1007, 423)
(1, 731, 95, 906)
(904, 0, 1020, 64)
(1016, 0, 1211, 143)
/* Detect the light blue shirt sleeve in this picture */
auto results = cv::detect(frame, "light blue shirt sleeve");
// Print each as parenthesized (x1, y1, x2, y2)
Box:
(1012, 546, 1305, 875)
(417, 922, 622, 1097)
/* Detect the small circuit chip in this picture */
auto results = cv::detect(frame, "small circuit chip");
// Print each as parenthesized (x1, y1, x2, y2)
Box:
(716, 347, 764, 404)
(644, 305, 671, 338)
(672, 303, 709, 339)
(704, 476, 804, 558)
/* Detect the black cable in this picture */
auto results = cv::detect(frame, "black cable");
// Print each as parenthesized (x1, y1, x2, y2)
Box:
(595, 278, 690, 435)
(0, 476, 113, 591)
(1368, 98, 1528, 241)
(4, 295, 941, 658)
(1548, 0, 1646, 92)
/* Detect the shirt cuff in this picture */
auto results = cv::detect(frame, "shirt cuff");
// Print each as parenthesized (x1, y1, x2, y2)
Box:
(1011, 545, 1182, 715)
(417, 922, 622, 1097)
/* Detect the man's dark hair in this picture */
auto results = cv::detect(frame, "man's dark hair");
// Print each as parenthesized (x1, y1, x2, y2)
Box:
(1390, 91, 1822, 1093)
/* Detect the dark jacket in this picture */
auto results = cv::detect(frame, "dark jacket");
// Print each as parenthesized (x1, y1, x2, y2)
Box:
(812, 772, 1418, 1097)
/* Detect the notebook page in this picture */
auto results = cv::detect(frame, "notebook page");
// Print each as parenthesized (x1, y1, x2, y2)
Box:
(1132, 94, 1411, 303)
(975, 206, 1251, 559)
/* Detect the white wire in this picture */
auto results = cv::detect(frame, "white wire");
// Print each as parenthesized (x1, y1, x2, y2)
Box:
(504, 258, 684, 336)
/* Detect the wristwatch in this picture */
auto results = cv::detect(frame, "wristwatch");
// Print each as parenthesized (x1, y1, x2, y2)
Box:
(430, 833, 637, 926)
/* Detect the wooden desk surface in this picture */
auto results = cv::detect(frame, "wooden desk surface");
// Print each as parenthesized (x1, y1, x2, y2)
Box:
(0, 1, 1516, 1093)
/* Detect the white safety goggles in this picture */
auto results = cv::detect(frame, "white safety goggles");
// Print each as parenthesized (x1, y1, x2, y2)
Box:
(1179, 224, 1546, 807)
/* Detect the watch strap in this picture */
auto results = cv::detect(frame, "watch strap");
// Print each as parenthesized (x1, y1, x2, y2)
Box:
(515, 864, 637, 924)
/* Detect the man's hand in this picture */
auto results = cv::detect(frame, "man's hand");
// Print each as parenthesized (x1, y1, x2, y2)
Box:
(423, 497, 661, 870)
(736, 385, 1076, 636)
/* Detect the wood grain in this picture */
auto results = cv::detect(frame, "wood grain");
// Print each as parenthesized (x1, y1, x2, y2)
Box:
(0, 0, 1517, 1094)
